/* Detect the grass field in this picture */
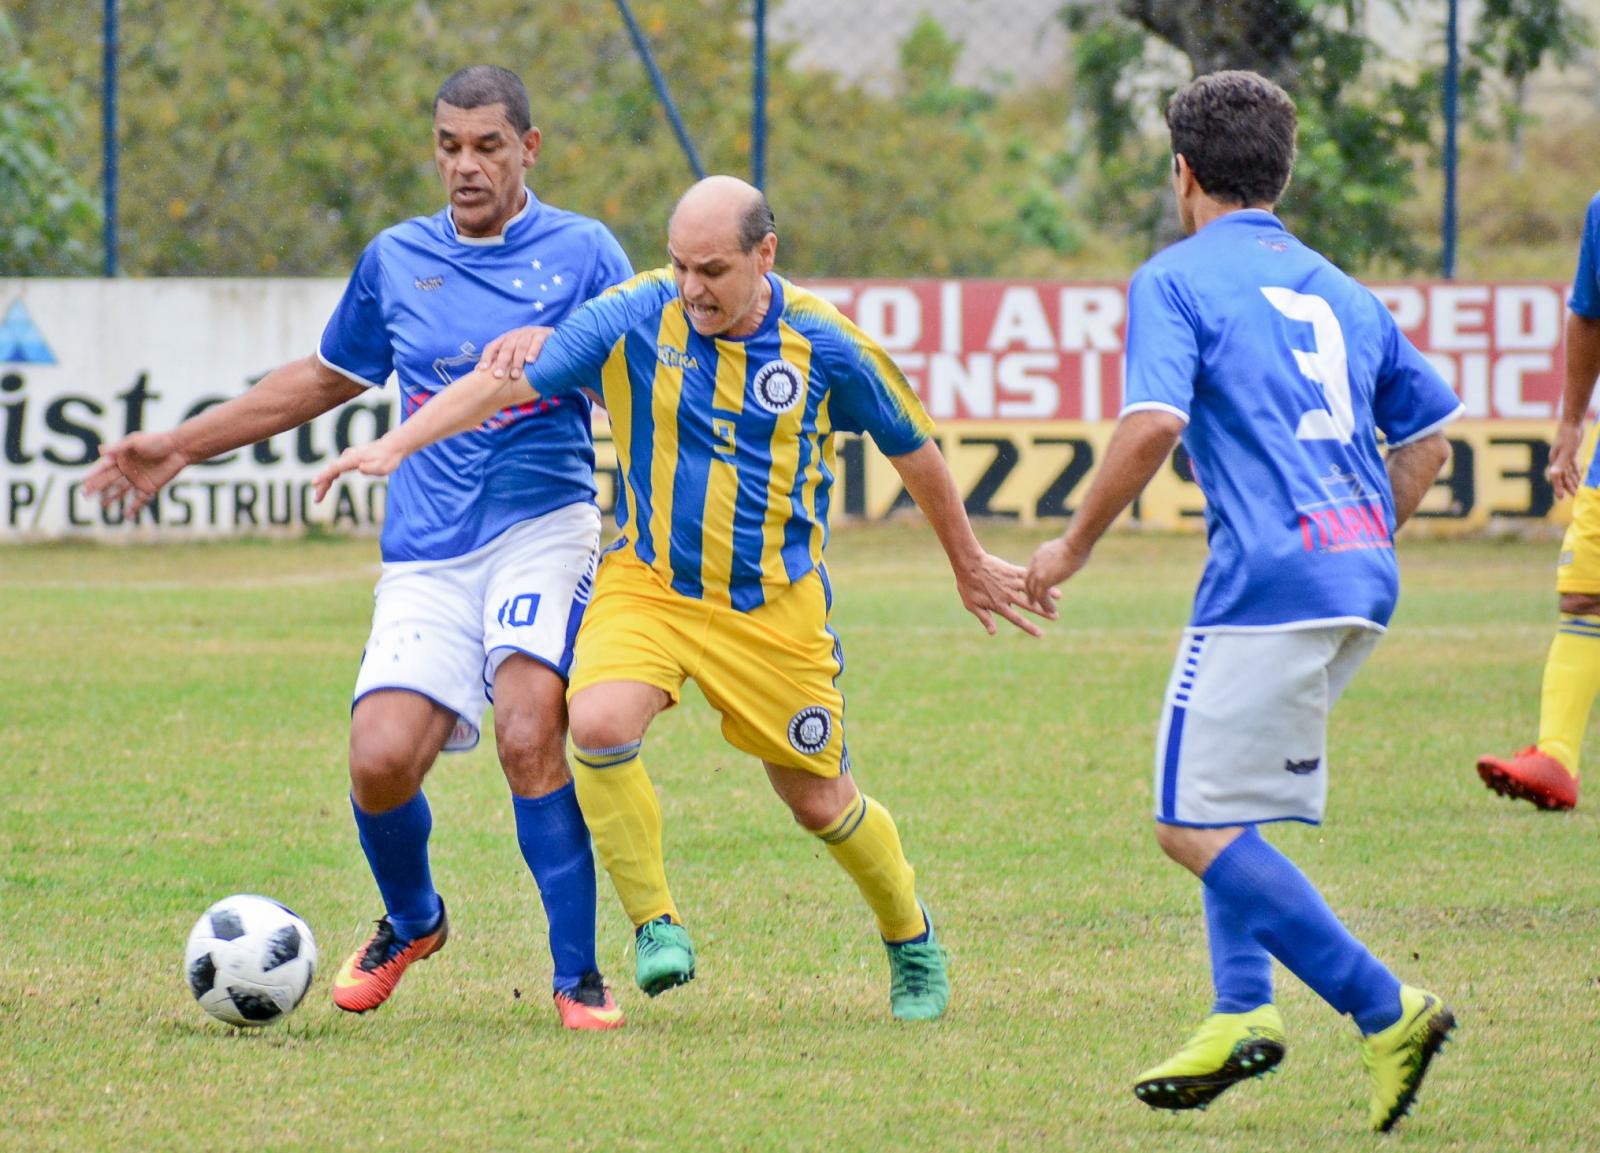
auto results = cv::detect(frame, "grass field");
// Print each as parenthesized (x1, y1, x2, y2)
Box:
(3, 525, 1598, 1152)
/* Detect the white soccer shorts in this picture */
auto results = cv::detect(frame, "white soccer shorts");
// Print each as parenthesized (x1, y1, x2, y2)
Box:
(1152, 625, 1381, 827)
(352, 502, 601, 752)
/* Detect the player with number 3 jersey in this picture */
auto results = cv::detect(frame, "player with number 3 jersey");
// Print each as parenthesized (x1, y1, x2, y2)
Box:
(1026, 72, 1462, 1132)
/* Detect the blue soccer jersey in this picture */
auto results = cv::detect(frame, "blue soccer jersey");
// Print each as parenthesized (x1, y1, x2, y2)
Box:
(525, 269, 933, 611)
(1569, 192, 1600, 320)
(319, 191, 633, 562)
(1123, 210, 1463, 631)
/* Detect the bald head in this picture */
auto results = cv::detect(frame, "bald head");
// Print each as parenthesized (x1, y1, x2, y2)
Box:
(666, 175, 780, 338)
(670, 175, 776, 253)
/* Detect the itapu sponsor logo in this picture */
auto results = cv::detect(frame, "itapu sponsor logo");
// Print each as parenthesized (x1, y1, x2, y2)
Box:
(752, 360, 805, 415)
(414, 276, 445, 292)
(787, 705, 832, 755)
(1298, 499, 1392, 554)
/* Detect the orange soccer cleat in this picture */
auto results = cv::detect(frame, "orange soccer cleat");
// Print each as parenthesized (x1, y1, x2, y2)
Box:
(331, 903, 450, 1013)
(553, 971, 625, 1031)
(1475, 747, 1579, 811)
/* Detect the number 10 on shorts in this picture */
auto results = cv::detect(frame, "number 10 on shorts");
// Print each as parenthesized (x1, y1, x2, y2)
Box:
(497, 593, 542, 628)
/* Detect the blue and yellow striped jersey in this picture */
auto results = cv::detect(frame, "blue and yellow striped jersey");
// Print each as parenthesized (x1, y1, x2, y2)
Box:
(528, 268, 933, 610)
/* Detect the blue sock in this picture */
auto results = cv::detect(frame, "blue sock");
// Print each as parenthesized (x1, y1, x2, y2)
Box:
(1203, 883, 1273, 1013)
(512, 781, 599, 994)
(1202, 826, 1402, 1034)
(351, 791, 443, 941)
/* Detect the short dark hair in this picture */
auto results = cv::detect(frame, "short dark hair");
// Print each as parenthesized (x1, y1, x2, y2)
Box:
(738, 194, 777, 252)
(434, 66, 532, 135)
(1166, 71, 1296, 208)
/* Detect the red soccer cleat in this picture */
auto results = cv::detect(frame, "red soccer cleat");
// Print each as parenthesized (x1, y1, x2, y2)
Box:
(1476, 747, 1579, 811)
(331, 903, 450, 1013)
(553, 971, 625, 1031)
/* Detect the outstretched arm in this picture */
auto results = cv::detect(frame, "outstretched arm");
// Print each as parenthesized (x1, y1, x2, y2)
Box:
(1025, 410, 1185, 602)
(312, 336, 550, 501)
(887, 440, 1059, 637)
(84, 355, 365, 513)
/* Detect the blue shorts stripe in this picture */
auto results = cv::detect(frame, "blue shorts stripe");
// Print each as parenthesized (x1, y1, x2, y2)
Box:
(1160, 705, 1187, 823)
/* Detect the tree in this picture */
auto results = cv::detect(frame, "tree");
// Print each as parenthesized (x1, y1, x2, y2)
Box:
(1467, 0, 1591, 171)
(1060, 0, 1588, 272)
(0, 13, 102, 275)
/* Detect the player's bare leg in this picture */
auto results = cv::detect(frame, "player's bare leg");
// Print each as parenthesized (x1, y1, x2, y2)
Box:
(567, 681, 692, 996)
(766, 762, 947, 1020)
(334, 690, 456, 1012)
(494, 656, 622, 1029)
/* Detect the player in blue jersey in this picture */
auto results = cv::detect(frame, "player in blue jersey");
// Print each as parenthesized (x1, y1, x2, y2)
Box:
(1024, 72, 1461, 1131)
(313, 174, 1059, 1022)
(84, 66, 630, 1030)
(1474, 192, 1600, 811)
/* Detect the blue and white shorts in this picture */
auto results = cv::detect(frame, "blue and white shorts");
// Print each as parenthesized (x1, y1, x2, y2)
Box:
(352, 501, 601, 752)
(1153, 625, 1381, 827)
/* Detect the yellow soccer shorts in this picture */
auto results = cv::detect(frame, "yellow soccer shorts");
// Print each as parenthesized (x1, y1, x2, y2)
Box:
(567, 548, 849, 775)
(1559, 423, 1600, 596)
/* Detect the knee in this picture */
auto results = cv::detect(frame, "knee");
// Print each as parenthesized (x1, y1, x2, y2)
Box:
(1153, 821, 1194, 864)
(786, 780, 857, 833)
(348, 729, 429, 809)
(495, 707, 569, 790)
(1560, 593, 1600, 616)
(568, 701, 643, 754)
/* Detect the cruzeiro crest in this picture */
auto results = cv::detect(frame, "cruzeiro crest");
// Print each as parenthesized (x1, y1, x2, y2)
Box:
(787, 705, 833, 756)
(751, 359, 805, 415)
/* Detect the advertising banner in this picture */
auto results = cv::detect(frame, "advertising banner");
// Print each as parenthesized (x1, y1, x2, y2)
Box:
(0, 278, 1576, 541)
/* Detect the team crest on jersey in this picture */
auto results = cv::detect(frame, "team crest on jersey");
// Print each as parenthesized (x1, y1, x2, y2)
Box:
(787, 706, 832, 755)
(752, 360, 805, 415)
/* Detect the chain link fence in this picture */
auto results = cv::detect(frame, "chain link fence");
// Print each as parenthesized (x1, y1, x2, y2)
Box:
(7, 1, 1600, 279)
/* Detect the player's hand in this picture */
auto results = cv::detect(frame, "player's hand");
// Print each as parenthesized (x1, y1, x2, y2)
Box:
(478, 326, 554, 380)
(312, 441, 405, 502)
(82, 431, 189, 514)
(955, 552, 1060, 638)
(1548, 420, 1585, 501)
(1025, 536, 1091, 604)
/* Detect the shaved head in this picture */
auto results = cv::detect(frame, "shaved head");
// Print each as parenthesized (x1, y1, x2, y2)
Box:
(671, 176, 775, 253)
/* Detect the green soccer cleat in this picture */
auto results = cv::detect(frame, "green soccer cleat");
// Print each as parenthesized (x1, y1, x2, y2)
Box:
(884, 905, 949, 1021)
(634, 916, 696, 998)
(1133, 1003, 1287, 1111)
(1362, 985, 1456, 1132)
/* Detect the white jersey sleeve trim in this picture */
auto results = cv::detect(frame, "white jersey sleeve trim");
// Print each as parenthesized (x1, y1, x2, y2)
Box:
(1184, 616, 1387, 636)
(317, 349, 386, 389)
(1387, 402, 1465, 447)
(1119, 400, 1190, 424)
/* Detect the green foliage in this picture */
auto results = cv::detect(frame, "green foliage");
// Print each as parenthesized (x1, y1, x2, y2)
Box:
(9, 2, 1087, 279)
(1059, 0, 1588, 272)
(0, 14, 102, 275)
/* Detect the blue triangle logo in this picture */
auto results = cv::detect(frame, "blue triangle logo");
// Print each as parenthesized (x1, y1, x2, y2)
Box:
(0, 300, 56, 364)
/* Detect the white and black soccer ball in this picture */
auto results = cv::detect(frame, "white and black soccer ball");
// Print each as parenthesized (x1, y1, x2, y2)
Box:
(184, 894, 317, 1027)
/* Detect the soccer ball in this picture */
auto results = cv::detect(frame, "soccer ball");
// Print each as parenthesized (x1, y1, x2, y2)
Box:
(184, 894, 317, 1027)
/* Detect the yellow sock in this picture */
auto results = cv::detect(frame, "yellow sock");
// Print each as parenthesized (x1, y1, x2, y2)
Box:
(1535, 616, 1600, 776)
(571, 741, 679, 927)
(815, 793, 924, 941)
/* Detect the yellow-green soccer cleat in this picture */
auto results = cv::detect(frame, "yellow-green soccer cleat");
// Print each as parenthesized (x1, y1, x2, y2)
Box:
(1362, 985, 1457, 1132)
(634, 916, 696, 997)
(884, 906, 949, 1021)
(1133, 1004, 1287, 1111)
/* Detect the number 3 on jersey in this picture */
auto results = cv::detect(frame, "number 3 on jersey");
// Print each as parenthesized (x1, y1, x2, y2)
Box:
(1261, 286, 1354, 445)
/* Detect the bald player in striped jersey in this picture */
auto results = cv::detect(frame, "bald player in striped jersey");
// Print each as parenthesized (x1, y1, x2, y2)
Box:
(315, 174, 1058, 1021)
